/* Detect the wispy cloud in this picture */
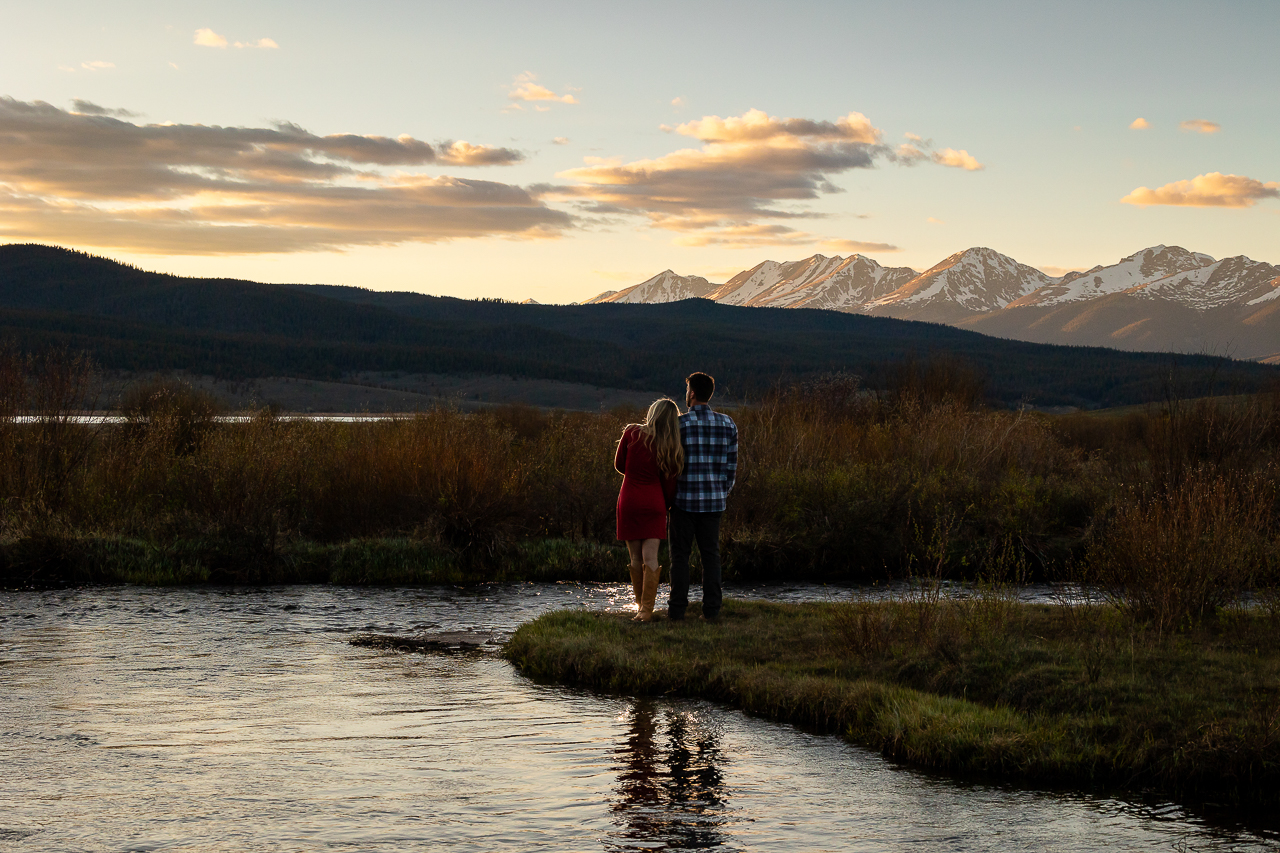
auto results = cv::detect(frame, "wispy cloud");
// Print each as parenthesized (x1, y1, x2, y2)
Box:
(507, 72, 578, 104)
(1121, 172, 1279, 208)
(552, 137, 569, 145)
(70, 100, 138, 118)
(672, 224, 820, 248)
(196, 29, 278, 50)
(436, 140, 524, 166)
(193, 28, 228, 48)
(1180, 119, 1220, 134)
(821, 238, 900, 254)
(1040, 265, 1087, 277)
(669, 224, 899, 252)
(554, 109, 975, 248)
(669, 109, 880, 143)
(926, 217, 945, 224)
(80, 61, 115, 71)
(1129, 117, 1150, 130)
(888, 134, 983, 170)
(0, 97, 567, 254)
(671, 96, 685, 109)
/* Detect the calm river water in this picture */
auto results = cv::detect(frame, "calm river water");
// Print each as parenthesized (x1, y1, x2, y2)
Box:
(2, 584, 1276, 852)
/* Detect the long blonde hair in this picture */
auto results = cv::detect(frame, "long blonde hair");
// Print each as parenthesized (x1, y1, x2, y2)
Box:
(630, 397, 684, 478)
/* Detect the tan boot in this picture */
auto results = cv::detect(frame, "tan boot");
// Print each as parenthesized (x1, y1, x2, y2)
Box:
(628, 564, 644, 620)
(637, 564, 661, 622)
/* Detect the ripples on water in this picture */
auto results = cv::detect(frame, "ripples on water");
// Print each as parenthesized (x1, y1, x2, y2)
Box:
(1, 585, 1276, 852)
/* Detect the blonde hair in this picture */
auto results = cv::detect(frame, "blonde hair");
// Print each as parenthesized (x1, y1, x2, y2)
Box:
(629, 397, 684, 478)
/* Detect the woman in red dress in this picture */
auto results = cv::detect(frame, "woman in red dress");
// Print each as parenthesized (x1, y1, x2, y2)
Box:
(614, 398, 683, 621)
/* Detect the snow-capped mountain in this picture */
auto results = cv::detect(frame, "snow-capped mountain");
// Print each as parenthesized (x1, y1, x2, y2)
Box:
(708, 254, 918, 310)
(583, 270, 717, 304)
(581, 245, 1280, 360)
(863, 247, 1056, 322)
(1009, 246, 1216, 308)
(1131, 254, 1280, 309)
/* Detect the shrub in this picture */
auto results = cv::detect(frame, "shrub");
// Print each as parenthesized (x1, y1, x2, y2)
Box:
(1086, 469, 1276, 631)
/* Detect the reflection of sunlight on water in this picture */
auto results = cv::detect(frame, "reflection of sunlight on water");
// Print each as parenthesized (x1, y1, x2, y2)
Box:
(1, 585, 1277, 852)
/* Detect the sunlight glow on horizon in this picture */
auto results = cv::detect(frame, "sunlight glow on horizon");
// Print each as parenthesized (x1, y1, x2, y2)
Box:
(0, 0, 1276, 302)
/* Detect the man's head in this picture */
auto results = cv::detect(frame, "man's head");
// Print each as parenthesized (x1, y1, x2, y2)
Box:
(685, 372, 715, 407)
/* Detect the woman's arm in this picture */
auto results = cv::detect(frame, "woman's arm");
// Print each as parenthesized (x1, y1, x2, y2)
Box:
(614, 427, 629, 475)
(662, 474, 677, 509)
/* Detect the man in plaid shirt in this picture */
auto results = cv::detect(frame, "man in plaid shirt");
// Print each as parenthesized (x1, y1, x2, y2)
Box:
(669, 371, 738, 622)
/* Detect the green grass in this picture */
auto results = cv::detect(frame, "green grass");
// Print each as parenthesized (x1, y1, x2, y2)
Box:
(503, 599, 1280, 809)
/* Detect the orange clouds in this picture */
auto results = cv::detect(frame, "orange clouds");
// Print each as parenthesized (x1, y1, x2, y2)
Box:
(671, 226, 898, 253)
(193, 29, 228, 48)
(669, 108, 880, 144)
(558, 110, 883, 239)
(821, 238, 901, 253)
(556, 109, 979, 249)
(1179, 119, 1221, 134)
(1121, 172, 1279, 208)
(195, 29, 276, 49)
(437, 140, 524, 166)
(507, 72, 578, 105)
(931, 148, 984, 171)
(1129, 117, 1150, 129)
(555, 108, 983, 247)
(0, 97, 568, 254)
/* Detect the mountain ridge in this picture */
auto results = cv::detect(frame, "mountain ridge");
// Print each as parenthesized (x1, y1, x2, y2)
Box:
(585, 245, 1280, 360)
(3, 242, 1278, 408)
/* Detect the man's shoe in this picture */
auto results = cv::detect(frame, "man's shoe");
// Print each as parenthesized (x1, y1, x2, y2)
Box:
(699, 612, 720, 624)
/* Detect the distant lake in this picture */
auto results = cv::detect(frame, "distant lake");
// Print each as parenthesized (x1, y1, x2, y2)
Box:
(10, 414, 406, 424)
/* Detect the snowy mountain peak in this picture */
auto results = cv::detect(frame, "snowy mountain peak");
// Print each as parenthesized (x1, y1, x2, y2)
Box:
(582, 269, 716, 304)
(582, 244, 1276, 326)
(863, 246, 1052, 320)
(1013, 245, 1220, 309)
(1131, 254, 1280, 310)
(709, 252, 917, 310)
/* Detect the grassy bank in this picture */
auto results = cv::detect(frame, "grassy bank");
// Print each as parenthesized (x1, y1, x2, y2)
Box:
(504, 599, 1280, 811)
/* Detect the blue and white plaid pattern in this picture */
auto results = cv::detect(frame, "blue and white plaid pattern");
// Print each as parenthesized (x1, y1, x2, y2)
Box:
(675, 405, 738, 513)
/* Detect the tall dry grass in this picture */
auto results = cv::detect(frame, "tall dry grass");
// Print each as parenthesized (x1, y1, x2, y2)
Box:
(1, 353, 1277, 611)
(1085, 469, 1277, 632)
(725, 372, 1098, 578)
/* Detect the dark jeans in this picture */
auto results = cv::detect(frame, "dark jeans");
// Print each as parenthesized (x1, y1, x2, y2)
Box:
(668, 507, 722, 620)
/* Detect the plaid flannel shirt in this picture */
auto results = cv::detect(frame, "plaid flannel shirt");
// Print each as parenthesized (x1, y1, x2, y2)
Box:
(675, 404, 738, 513)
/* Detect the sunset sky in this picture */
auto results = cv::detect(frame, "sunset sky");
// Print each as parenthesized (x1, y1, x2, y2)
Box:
(2, 0, 1276, 303)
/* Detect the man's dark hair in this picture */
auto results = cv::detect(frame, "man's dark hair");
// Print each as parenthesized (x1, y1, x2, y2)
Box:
(686, 372, 715, 402)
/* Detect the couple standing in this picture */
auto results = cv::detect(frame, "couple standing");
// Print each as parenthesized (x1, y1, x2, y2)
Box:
(613, 372, 738, 622)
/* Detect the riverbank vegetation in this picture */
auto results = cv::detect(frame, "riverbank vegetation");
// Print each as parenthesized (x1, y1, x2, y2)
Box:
(1, 347, 1278, 608)
(504, 598, 1280, 810)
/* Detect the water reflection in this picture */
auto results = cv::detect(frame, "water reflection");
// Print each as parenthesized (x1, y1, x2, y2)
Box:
(610, 700, 731, 851)
(3, 585, 1280, 852)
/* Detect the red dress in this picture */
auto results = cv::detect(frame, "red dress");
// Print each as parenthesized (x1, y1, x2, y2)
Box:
(614, 426, 677, 540)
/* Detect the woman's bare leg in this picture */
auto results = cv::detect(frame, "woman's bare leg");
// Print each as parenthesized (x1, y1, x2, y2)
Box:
(625, 540, 645, 614)
(641, 538, 660, 571)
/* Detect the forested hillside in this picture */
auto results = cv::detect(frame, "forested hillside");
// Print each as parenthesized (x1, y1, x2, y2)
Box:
(2, 243, 1276, 408)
